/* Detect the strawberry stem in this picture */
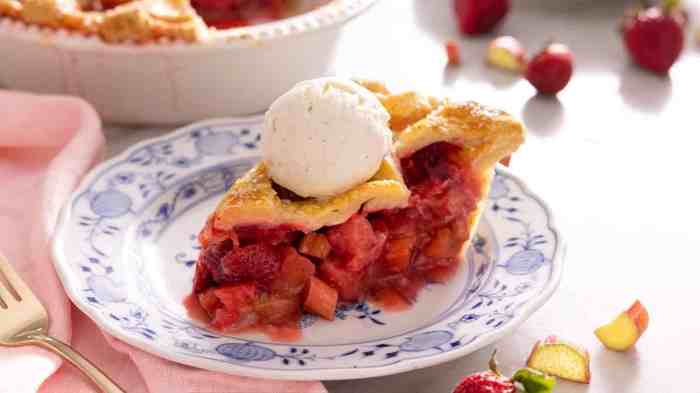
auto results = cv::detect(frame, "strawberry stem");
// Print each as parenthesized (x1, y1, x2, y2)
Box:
(662, 0, 681, 11)
(489, 349, 502, 376)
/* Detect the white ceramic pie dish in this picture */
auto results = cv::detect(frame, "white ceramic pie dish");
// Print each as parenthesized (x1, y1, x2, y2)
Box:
(0, 0, 378, 125)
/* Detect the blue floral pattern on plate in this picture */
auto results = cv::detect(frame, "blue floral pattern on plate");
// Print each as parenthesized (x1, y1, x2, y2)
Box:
(53, 117, 564, 380)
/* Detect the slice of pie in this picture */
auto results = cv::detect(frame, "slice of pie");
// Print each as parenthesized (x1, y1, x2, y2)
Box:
(189, 80, 525, 336)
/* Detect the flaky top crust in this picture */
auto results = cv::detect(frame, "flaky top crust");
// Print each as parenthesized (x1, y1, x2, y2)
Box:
(212, 156, 410, 232)
(0, 0, 207, 42)
(210, 81, 525, 233)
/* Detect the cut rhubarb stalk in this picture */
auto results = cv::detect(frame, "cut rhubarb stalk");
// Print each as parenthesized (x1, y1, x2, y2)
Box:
(304, 277, 338, 320)
(527, 336, 591, 384)
(594, 300, 649, 351)
(299, 233, 332, 259)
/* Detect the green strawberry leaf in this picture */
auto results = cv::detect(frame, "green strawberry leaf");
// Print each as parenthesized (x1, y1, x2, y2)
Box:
(512, 368, 556, 393)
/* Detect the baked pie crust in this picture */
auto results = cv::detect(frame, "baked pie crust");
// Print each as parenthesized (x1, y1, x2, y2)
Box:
(1, 0, 237, 43)
(189, 81, 525, 336)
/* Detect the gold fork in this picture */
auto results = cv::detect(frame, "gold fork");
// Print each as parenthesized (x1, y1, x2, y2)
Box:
(0, 253, 125, 393)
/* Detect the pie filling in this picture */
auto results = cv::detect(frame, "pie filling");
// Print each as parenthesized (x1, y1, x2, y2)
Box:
(192, 0, 289, 29)
(188, 142, 483, 337)
(191, 0, 329, 30)
(61, 0, 320, 29)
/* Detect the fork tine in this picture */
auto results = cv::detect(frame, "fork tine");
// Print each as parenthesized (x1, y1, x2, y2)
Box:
(0, 276, 17, 305)
(0, 253, 31, 302)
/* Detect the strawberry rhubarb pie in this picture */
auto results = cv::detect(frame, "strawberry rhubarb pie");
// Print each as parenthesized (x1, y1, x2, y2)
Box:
(0, 0, 326, 43)
(189, 78, 525, 338)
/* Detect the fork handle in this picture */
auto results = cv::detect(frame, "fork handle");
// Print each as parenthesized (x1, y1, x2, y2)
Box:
(28, 333, 126, 393)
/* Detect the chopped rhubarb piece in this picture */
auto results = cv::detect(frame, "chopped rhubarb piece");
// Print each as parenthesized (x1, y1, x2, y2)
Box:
(254, 295, 301, 324)
(424, 227, 457, 258)
(198, 215, 235, 248)
(299, 233, 332, 259)
(211, 283, 257, 329)
(211, 307, 239, 329)
(213, 283, 256, 311)
(219, 243, 282, 286)
(318, 258, 366, 302)
(375, 210, 417, 238)
(383, 236, 416, 272)
(371, 287, 411, 311)
(199, 239, 234, 283)
(304, 276, 339, 320)
(197, 288, 221, 317)
(425, 264, 459, 283)
(271, 247, 315, 296)
(326, 214, 374, 254)
(445, 40, 462, 65)
(451, 216, 471, 242)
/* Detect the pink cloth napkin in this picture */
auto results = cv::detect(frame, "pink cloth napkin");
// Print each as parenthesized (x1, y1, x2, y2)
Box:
(0, 91, 326, 393)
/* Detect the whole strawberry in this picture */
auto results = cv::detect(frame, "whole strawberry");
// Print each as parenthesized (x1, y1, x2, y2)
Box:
(453, 371, 516, 393)
(452, 351, 556, 393)
(623, 0, 685, 74)
(454, 0, 510, 35)
(525, 42, 574, 95)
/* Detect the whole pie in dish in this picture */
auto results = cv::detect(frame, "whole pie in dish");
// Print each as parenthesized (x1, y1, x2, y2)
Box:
(188, 79, 525, 339)
(0, 0, 324, 43)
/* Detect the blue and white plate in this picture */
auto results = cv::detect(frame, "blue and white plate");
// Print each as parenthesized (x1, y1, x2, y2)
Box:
(52, 118, 564, 380)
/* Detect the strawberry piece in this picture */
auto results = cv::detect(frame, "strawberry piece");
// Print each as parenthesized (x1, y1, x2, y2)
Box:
(327, 214, 384, 271)
(271, 247, 315, 297)
(525, 43, 574, 95)
(219, 243, 282, 286)
(208, 283, 257, 329)
(623, 6, 684, 74)
(374, 210, 417, 239)
(454, 0, 510, 35)
(318, 258, 367, 302)
(452, 371, 516, 393)
(211, 307, 239, 329)
(191, 0, 239, 11)
(197, 288, 222, 317)
(207, 19, 250, 29)
(213, 283, 256, 311)
(235, 225, 299, 246)
(326, 214, 375, 256)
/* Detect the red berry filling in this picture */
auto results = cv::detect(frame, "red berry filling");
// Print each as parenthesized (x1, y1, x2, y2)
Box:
(191, 0, 287, 29)
(188, 142, 482, 338)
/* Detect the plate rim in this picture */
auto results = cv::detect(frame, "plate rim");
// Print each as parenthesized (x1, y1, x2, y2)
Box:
(52, 118, 564, 381)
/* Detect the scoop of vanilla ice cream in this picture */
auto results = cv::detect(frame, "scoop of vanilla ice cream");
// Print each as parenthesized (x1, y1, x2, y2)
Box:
(262, 78, 393, 198)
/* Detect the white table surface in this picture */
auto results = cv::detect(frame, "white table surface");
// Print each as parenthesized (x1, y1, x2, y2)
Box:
(107, 0, 700, 391)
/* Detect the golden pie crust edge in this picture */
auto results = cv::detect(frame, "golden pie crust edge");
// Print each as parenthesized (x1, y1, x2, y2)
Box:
(0, 0, 207, 43)
(210, 82, 525, 233)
